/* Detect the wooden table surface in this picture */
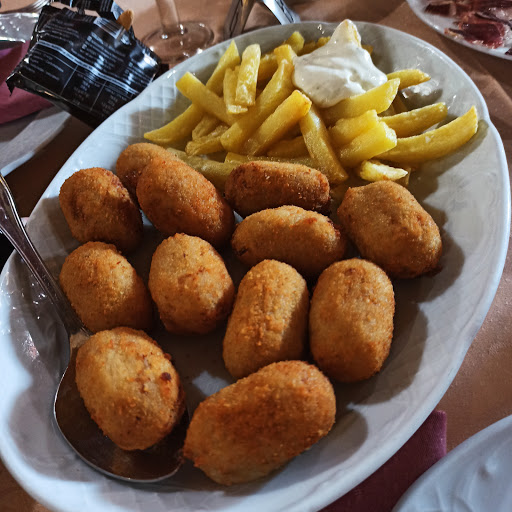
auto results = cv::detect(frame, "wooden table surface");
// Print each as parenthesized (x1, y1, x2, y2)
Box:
(1, 1, 511, 510)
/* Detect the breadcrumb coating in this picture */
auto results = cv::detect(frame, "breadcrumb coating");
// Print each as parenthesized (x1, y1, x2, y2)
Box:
(59, 167, 143, 253)
(183, 360, 335, 485)
(75, 327, 185, 450)
(223, 260, 309, 379)
(310, 258, 395, 382)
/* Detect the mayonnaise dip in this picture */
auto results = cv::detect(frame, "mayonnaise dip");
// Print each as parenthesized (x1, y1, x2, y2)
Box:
(292, 20, 387, 108)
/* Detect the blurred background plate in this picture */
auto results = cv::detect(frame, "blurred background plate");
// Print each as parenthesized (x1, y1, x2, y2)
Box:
(393, 414, 512, 511)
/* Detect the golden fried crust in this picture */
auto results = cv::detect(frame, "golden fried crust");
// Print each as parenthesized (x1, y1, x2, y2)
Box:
(115, 143, 177, 198)
(224, 160, 330, 217)
(59, 167, 143, 254)
(337, 181, 442, 278)
(310, 259, 395, 382)
(59, 241, 153, 333)
(75, 327, 185, 451)
(149, 234, 235, 335)
(183, 361, 335, 485)
(223, 260, 309, 379)
(231, 205, 347, 279)
(136, 157, 234, 248)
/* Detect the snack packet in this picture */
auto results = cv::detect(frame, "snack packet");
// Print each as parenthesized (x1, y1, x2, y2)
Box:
(7, 0, 161, 127)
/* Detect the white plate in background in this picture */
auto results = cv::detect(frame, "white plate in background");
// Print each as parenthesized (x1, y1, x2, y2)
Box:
(393, 414, 512, 511)
(0, 21, 509, 512)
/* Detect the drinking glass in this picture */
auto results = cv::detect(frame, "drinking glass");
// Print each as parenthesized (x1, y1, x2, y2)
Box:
(143, 0, 214, 66)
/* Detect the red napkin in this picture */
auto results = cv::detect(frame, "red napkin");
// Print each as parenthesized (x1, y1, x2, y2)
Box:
(0, 41, 51, 125)
(322, 410, 447, 512)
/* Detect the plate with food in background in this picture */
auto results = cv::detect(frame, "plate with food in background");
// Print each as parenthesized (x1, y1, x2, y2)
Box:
(0, 19, 509, 512)
(407, 0, 512, 60)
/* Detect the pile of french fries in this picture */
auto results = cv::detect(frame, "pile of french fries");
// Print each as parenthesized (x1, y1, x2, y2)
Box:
(144, 23, 479, 199)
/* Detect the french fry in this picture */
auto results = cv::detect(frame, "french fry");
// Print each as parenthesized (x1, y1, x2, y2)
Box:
(244, 90, 312, 156)
(381, 102, 448, 137)
(225, 152, 316, 167)
(267, 135, 308, 158)
(144, 41, 239, 144)
(274, 44, 296, 65)
(224, 67, 248, 114)
(390, 93, 408, 114)
(285, 31, 305, 53)
(300, 41, 317, 55)
(169, 148, 238, 191)
(355, 159, 409, 182)
(191, 114, 221, 140)
(329, 110, 379, 147)
(148, 24, 478, 197)
(176, 72, 235, 126)
(185, 125, 228, 155)
(204, 40, 241, 95)
(329, 182, 351, 203)
(236, 44, 261, 107)
(144, 104, 204, 145)
(300, 36, 331, 55)
(221, 59, 295, 153)
(338, 121, 397, 168)
(257, 53, 278, 82)
(380, 106, 478, 164)
(257, 31, 305, 81)
(329, 174, 367, 203)
(317, 36, 330, 47)
(397, 166, 412, 187)
(321, 78, 400, 125)
(387, 69, 430, 90)
(300, 104, 348, 184)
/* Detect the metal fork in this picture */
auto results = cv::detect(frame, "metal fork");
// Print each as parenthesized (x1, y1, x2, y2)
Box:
(224, 0, 300, 40)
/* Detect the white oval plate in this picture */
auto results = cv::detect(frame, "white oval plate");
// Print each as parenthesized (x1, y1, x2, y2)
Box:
(393, 414, 512, 511)
(0, 21, 509, 512)
(407, 0, 512, 61)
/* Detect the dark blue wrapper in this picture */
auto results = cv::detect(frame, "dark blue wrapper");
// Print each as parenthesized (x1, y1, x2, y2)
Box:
(6, 1, 162, 127)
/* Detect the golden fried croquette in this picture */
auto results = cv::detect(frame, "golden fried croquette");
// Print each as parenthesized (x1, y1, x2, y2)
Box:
(231, 205, 347, 279)
(115, 142, 177, 198)
(309, 259, 395, 382)
(136, 157, 235, 248)
(183, 360, 335, 485)
(75, 327, 185, 451)
(223, 260, 308, 379)
(59, 242, 153, 333)
(338, 181, 442, 278)
(148, 234, 235, 335)
(59, 167, 143, 254)
(224, 160, 330, 217)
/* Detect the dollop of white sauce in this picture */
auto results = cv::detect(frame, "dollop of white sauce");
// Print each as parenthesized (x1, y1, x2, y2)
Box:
(292, 20, 388, 108)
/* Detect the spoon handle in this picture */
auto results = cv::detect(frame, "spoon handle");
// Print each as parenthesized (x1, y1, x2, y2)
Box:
(0, 173, 84, 336)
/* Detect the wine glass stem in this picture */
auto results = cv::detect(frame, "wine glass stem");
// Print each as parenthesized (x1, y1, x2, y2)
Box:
(155, 0, 185, 35)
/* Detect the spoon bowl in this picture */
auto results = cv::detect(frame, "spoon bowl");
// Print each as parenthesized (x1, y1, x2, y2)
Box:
(0, 172, 188, 482)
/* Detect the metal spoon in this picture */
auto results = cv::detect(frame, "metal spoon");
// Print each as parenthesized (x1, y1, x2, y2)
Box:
(0, 172, 188, 482)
